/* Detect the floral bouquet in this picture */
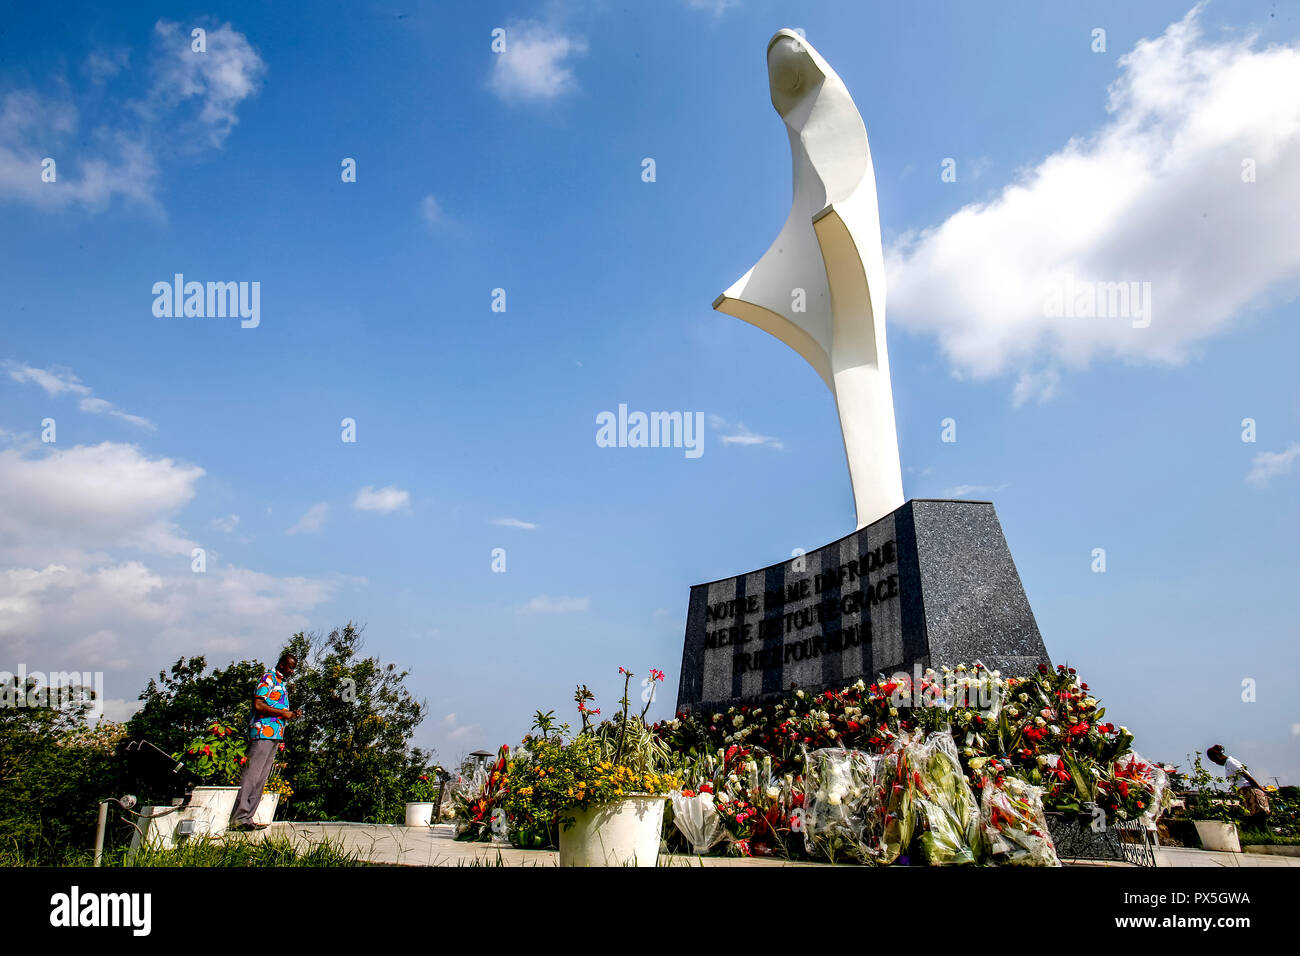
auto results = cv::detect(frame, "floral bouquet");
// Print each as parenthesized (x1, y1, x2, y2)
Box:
(909, 732, 981, 866)
(803, 747, 880, 863)
(453, 744, 511, 842)
(979, 775, 1059, 866)
(670, 785, 724, 855)
(1112, 750, 1169, 826)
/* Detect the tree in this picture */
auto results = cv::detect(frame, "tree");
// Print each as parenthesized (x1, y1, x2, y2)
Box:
(126, 656, 265, 760)
(279, 623, 436, 823)
(0, 677, 126, 863)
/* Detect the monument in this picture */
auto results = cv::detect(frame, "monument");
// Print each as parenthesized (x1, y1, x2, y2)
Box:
(677, 31, 1050, 715)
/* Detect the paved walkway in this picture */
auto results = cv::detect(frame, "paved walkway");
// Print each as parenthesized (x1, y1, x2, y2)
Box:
(238, 823, 1297, 867)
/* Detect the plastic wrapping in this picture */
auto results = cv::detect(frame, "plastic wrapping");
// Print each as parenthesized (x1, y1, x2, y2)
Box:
(670, 790, 725, 855)
(979, 775, 1060, 866)
(802, 748, 881, 863)
(909, 732, 980, 865)
(873, 746, 915, 864)
(1116, 750, 1170, 826)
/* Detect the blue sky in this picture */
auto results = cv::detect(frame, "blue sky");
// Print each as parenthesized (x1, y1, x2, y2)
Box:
(2, 0, 1298, 782)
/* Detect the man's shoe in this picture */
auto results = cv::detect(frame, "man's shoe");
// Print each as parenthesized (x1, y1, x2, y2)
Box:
(228, 821, 255, 832)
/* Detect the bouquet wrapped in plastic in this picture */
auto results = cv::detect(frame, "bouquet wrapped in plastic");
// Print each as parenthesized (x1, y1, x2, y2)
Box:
(670, 789, 725, 855)
(979, 775, 1060, 866)
(803, 748, 880, 863)
(1115, 750, 1170, 827)
(909, 732, 980, 865)
(872, 745, 916, 865)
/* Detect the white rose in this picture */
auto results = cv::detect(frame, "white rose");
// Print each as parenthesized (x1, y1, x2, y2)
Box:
(766, 786, 780, 800)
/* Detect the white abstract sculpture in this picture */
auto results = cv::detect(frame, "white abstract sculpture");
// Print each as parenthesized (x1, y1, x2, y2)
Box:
(715, 30, 904, 530)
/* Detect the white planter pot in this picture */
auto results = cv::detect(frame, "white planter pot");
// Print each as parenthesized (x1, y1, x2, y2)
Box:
(405, 802, 434, 827)
(1194, 820, 1240, 852)
(190, 786, 240, 833)
(559, 795, 666, 867)
(254, 791, 280, 826)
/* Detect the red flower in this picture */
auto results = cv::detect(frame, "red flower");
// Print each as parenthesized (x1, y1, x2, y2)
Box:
(1070, 722, 1089, 736)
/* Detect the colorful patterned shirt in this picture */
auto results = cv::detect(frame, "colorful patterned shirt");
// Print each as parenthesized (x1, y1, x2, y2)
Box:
(249, 669, 289, 741)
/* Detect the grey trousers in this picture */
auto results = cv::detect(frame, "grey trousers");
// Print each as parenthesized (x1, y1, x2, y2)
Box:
(231, 738, 278, 824)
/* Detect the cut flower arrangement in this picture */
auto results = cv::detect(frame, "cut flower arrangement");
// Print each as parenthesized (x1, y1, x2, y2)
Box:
(455, 661, 1168, 865)
(457, 667, 682, 846)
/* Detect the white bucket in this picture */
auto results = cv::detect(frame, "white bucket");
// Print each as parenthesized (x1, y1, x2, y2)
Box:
(1193, 820, 1240, 852)
(558, 795, 666, 867)
(405, 802, 434, 827)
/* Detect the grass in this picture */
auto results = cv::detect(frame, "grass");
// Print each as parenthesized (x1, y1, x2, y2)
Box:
(1238, 829, 1300, 846)
(0, 834, 368, 867)
(126, 834, 368, 866)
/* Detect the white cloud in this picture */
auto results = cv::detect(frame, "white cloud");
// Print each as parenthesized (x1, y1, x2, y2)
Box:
(491, 517, 537, 530)
(5, 362, 156, 430)
(211, 514, 240, 533)
(146, 20, 267, 148)
(0, 19, 264, 213)
(441, 711, 482, 743)
(488, 20, 588, 104)
(286, 501, 329, 535)
(1245, 442, 1300, 488)
(943, 483, 1009, 498)
(0, 441, 335, 679)
(100, 698, 143, 723)
(418, 194, 447, 229)
(517, 595, 591, 614)
(710, 415, 784, 449)
(886, 6, 1300, 403)
(0, 442, 202, 563)
(685, 0, 741, 14)
(353, 485, 410, 513)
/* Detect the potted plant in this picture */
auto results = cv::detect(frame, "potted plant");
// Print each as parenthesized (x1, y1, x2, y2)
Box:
(174, 720, 249, 829)
(404, 771, 440, 827)
(256, 769, 292, 825)
(1185, 752, 1241, 852)
(505, 668, 681, 866)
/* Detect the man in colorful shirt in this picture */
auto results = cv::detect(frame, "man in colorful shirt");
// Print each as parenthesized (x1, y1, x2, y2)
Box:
(230, 654, 301, 831)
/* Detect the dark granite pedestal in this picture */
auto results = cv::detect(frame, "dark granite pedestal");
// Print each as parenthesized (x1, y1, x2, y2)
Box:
(676, 499, 1050, 715)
